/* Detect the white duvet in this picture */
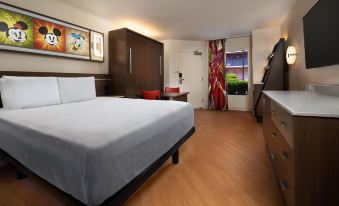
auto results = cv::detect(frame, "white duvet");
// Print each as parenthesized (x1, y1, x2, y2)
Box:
(0, 97, 194, 205)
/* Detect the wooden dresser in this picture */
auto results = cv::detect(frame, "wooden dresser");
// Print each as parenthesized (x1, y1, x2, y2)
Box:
(263, 89, 339, 206)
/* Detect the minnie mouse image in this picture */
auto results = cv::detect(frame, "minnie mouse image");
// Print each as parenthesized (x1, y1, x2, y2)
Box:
(38, 26, 61, 46)
(0, 21, 28, 43)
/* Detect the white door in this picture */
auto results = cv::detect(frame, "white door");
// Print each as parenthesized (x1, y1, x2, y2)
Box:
(176, 51, 204, 108)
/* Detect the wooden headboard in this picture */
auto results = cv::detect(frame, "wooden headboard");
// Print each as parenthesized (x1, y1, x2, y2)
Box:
(0, 71, 112, 108)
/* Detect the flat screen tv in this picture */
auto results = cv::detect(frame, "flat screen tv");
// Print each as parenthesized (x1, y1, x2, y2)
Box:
(303, 0, 339, 69)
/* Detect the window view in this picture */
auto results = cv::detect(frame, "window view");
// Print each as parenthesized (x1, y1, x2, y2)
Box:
(225, 50, 248, 95)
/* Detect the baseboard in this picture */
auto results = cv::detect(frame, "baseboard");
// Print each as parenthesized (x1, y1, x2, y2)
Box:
(228, 106, 252, 112)
(197, 106, 252, 111)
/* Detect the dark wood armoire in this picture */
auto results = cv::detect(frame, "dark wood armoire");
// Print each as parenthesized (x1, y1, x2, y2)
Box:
(109, 28, 164, 98)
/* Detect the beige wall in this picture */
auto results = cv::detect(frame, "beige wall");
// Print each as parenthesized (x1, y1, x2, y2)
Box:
(0, 0, 118, 74)
(162, 40, 208, 108)
(282, 0, 339, 90)
(226, 36, 252, 111)
(252, 26, 281, 84)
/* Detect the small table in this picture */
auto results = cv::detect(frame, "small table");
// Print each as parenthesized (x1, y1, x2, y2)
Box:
(162, 92, 189, 102)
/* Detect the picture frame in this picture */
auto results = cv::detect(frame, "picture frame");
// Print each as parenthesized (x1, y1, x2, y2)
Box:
(90, 31, 104, 62)
(0, 1, 104, 62)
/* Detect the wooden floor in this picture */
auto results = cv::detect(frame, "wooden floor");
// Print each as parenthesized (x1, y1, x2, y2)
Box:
(0, 110, 283, 206)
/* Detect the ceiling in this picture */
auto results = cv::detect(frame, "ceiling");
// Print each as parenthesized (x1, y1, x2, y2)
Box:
(56, 0, 296, 40)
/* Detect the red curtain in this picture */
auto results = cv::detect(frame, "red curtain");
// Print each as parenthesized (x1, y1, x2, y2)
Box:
(208, 39, 228, 110)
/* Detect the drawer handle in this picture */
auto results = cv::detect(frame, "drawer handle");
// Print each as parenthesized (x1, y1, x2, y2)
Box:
(279, 179, 288, 191)
(270, 153, 277, 161)
(271, 111, 276, 115)
(281, 150, 289, 160)
(280, 121, 287, 128)
(271, 132, 277, 138)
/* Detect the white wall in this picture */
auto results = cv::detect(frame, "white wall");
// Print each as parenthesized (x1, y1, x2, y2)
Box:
(162, 40, 208, 108)
(282, 0, 339, 90)
(0, 0, 118, 74)
(252, 27, 281, 84)
(226, 36, 253, 111)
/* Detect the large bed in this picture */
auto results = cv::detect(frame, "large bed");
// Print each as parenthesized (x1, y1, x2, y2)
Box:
(0, 82, 194, 205)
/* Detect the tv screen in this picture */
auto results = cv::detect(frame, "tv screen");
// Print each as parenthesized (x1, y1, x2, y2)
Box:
(303, 0, 339, 69)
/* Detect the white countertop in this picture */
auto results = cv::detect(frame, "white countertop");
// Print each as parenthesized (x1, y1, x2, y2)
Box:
(263, 91, 339, 118)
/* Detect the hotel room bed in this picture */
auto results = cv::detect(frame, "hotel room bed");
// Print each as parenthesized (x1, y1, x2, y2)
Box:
(0, 97, 194, 206)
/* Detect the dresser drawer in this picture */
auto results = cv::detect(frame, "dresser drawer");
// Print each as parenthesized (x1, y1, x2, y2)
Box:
(275, 164, 294, 206)
(268, 127, 294, 186)
(269, 153, 294, 206)
(271, 101, 293, 149)
(264, 120, 278, 155)
(274, 135, 294, 183)
(269, 149, 294, 206)
(264, 120, 294, 205)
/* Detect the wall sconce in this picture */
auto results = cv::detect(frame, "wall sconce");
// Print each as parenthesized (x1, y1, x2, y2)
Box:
(286, 46, 298, 65)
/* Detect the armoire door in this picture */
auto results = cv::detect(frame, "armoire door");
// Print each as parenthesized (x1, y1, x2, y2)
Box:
(146, 40, 163, 92)
(126, 31, 147, 98)
(157, 43, 164, 93)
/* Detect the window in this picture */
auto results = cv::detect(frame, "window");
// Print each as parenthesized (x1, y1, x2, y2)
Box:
(225, 50, 248, 95)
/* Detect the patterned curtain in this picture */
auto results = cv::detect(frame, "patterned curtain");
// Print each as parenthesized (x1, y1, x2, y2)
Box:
(208, 39, 228, 110)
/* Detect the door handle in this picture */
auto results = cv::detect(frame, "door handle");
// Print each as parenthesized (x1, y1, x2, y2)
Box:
(129, 48, 132, 75)
(281, 150, 289, 160)
(279, 179, 288, 191)
(271, 132, 277, 138)
(270, 153, 276, 161)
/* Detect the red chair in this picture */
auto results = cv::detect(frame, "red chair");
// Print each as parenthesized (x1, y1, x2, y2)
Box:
(142, 90, 161, 100)
(165, 87, 180, 93)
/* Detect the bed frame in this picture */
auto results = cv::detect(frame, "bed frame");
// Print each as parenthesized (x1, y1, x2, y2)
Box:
(0, 71, 195, 205)
(0, 127, 195, 206)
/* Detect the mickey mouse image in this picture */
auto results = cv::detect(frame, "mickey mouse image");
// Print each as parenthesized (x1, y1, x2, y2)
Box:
(38, 26, 61, 46)
(0, 21, 28, 43)
(71, 33, 85, 50)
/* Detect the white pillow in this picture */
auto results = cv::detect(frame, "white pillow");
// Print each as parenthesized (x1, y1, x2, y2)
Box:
(0, 76, 61, 110)
(57, 77, 96, 104)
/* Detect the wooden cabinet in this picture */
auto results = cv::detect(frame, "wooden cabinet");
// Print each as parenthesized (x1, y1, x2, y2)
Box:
(109, 28, 164, 98)
(263, 94, 339, 206)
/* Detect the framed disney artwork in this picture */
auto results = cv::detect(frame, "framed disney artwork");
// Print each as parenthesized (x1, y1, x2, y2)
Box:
(0, 1, 104, 62)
